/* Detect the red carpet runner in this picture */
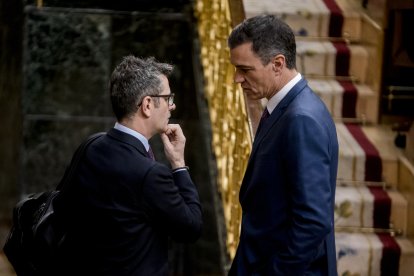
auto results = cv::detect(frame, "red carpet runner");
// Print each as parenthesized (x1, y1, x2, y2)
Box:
(340, 81, 358, 119)
(323, 0, 344, 37)
(345, 123, 399, 275)
(333, 41, 358, 119)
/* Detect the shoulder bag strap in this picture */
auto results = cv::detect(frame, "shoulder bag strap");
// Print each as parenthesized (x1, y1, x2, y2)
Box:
(56, 132, 105, 191)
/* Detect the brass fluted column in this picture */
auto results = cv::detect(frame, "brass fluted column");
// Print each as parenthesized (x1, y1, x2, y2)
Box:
(194, 0, 258, 259)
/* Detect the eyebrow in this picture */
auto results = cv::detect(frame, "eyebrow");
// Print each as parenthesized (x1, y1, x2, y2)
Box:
(235, 65, 254, 69)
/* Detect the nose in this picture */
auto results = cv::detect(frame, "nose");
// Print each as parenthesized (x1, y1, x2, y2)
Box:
(234, 71, 245, 83)
(169, 103, 176, 111)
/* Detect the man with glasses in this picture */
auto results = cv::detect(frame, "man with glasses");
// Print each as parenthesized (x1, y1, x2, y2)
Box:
(54, 55, 202, 275)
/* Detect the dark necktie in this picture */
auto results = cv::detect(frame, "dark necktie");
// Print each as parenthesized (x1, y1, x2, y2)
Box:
(147, 146, 155, 160)
(256, 108, 270, 134)
(261, 108, 270, 120)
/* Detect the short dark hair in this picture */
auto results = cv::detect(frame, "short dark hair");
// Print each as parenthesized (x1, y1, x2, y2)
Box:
(109, 55, 173, 121)
(228, 14, 296, 69)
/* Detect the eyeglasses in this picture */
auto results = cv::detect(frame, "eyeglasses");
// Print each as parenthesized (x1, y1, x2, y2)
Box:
(150, 93, 175, 106)
(138, 93, 175, 107)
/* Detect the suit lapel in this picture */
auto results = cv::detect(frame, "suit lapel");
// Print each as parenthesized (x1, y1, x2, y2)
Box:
(240, 78, 308, 201)
(251, 78, 308, 156)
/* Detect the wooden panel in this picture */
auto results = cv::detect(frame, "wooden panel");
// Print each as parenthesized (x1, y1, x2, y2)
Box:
(398, 155, 414, 241)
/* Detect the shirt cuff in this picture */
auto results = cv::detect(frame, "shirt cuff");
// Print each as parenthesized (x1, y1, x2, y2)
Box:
(172, 166, 189, 173)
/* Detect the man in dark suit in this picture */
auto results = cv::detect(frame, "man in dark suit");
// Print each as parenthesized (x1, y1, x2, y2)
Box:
(54, 55, 202, 275)
(227, 15, 339, 275)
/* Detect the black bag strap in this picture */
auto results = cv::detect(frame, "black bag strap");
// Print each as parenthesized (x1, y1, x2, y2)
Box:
(56, 132, 105, 191)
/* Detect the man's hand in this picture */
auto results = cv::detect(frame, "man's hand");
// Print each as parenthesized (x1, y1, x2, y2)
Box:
(160, 124, 186, 169)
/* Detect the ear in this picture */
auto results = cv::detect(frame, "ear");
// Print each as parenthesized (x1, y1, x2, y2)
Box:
(272, 54, 285, 74)
(140, 96, 152, 118)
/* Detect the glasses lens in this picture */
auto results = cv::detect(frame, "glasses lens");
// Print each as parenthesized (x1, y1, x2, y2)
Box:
(169, 94, 174, 106)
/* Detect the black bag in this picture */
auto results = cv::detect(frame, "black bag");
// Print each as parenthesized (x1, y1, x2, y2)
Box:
(3, 132, 104, 275)
(3, 191, 61, 275)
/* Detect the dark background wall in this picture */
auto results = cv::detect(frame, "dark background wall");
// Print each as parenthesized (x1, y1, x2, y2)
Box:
(0, 0, 24, 248)
(0, 0, 227, 274)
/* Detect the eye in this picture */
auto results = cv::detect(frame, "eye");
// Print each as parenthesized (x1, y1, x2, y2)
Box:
(236, 67, 250, 74)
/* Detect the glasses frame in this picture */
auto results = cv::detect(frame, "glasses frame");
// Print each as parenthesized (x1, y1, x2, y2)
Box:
(138, 93, 175, 107)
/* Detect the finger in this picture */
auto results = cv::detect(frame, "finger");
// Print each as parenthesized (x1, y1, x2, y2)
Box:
(168, 123, 179, 128)
(163, 127, 172, 136)
(168, 124, 183, 136)
(164, 124, 177, 136)
(160, 133, 171, 144)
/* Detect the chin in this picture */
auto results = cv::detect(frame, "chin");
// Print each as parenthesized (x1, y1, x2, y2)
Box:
(161, 126, 169, 133)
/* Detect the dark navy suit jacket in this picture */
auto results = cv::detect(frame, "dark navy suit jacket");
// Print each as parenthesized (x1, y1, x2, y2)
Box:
(229, 78, 339, 275)
(54, 128, 202, 275)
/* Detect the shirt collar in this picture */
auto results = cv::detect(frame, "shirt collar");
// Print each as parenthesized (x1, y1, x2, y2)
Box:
(266, 73, 302, 114)
(114, 122, 150, 151)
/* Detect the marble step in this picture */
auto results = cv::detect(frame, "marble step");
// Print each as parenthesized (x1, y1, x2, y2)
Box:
(308, 78, 379, 123)
(335, 185, 407, 232)
(336, 123, 400, 189)
(335, 232, 414, 276)
(243, 0, 363, 41)
(296, 40, 369, 83)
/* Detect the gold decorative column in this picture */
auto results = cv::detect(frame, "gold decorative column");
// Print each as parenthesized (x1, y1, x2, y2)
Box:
(194, 0, 253, 259)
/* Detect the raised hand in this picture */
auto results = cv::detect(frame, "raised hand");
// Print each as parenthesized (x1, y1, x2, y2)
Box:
(160, 124, 186, 169)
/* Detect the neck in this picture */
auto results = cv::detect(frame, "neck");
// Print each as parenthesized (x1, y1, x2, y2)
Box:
(280, 69, 298, 87)
(119, 116, 152, 140)
(268, 69, 298, 99)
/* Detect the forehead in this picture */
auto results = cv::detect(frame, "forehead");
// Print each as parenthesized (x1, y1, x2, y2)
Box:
(229, 42, 262, 67)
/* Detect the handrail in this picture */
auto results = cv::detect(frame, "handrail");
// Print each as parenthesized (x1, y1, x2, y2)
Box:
(387, 86, 414, 92)
(333, 117, 368, 125)
(335, 226, 403, 237)
(303, 74, 359, 82)
(336, 179, 388, 189)
(296, 35, 352, 44)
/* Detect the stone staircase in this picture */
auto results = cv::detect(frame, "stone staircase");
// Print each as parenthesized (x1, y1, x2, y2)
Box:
(243, 0, 414, 275)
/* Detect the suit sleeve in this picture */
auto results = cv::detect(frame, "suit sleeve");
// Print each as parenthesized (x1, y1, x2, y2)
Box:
(142, 163, 202, 242)
(273, 114, 334, 274)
